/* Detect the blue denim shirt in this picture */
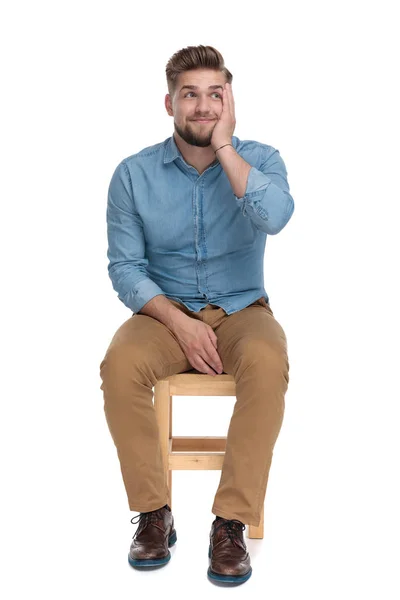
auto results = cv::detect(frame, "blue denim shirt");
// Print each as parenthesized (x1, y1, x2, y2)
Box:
(106, 134, 294, 315)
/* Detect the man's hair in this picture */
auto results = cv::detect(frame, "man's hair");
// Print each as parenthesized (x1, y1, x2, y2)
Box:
(166, 45, 233, 98)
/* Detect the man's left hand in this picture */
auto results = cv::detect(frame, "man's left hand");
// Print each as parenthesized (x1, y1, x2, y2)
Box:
(211, 82, 236, 152)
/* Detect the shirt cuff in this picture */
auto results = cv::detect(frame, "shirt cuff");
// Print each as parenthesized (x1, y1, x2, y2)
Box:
(122, 278, 166, 314)
(234, 166, 272, 219)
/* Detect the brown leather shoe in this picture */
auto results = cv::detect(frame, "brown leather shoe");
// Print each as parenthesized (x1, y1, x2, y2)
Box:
(128, 504, 177, 568)
(208, 517, 252, 584)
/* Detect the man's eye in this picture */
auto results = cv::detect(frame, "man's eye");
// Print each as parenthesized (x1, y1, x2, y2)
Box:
(184, 92, 221, 98)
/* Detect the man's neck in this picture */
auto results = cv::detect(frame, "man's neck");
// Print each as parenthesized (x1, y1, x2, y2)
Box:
(173, 133, 218, 175)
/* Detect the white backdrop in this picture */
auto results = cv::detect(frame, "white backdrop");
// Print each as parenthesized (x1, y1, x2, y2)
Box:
(1, 0, 399, 598)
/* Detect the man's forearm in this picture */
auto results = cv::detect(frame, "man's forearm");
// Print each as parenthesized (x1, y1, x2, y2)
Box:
(215, 143, 252, 198)
(138, 294, 187, 332)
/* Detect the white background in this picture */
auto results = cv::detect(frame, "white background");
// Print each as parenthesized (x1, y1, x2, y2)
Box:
(1, 0, 399, 597)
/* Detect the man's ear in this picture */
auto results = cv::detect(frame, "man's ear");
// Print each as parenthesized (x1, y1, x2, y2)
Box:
(165, 94, 173, 117)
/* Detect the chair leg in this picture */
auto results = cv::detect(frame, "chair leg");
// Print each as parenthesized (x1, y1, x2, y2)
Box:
(168, 394, 172, 509)
(247, 503, 264, 539)
(168, 469, 172, 510)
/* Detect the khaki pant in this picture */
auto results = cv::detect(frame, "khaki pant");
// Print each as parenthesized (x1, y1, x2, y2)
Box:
(99, 297, 290, 527)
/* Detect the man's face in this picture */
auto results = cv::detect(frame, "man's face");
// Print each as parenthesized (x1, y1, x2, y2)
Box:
(166, 69, 226, 148)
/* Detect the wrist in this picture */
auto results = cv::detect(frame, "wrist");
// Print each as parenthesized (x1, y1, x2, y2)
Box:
(213, 141, 233, 154)
(167, 307, 189, 333)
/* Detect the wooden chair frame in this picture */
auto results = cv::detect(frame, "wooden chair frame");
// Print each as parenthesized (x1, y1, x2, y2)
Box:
(153, 369, 264, 538)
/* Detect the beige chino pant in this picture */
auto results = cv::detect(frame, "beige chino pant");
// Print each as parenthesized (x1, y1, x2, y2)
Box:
(99, 297, 290, 527)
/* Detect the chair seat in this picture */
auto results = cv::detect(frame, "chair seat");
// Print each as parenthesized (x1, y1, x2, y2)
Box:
(162, 370, 236, 396)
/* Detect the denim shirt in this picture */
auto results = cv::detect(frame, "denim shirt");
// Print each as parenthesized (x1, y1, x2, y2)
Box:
(106, 134, 294, 315)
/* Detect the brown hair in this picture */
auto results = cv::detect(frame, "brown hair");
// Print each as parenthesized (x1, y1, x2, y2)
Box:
(166, 45, 233, 98)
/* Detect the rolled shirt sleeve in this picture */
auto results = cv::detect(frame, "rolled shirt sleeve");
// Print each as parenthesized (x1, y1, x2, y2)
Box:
(106, 160, 166, 313)
(234, 148, 295, 234)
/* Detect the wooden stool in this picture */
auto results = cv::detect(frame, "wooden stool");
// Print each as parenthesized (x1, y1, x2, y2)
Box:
(153, 368, 264, 538)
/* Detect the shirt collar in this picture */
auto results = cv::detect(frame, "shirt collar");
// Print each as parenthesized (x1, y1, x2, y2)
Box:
(164, 133, 239, 165)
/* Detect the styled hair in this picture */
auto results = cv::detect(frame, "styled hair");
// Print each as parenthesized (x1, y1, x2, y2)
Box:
(165, 45, 233, 97)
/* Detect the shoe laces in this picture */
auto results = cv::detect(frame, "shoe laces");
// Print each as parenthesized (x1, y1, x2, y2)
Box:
(213, 519, 246, 549)
(130, 507, 166, 538)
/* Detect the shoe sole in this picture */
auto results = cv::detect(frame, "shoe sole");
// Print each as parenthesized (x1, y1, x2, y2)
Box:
(207, 544, 252, 583)
(128, 529, 177, 568)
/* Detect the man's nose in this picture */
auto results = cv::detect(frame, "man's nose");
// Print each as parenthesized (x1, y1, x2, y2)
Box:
(196, 95, 212, 113)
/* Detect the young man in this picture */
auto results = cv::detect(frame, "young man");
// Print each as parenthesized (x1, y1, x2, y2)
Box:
(100, 45, 294, 585)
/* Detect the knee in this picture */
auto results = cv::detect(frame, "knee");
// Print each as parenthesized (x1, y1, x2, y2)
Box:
(241, 339, 289, 374)
(99, 343, 144, 383)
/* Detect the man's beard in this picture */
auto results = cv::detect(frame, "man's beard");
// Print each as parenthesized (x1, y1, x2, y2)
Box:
(174, 120, 214, 148)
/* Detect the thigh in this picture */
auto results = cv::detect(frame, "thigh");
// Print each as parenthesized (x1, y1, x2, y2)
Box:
(215, 301, 289, 375)
(100, 313, 191, 380)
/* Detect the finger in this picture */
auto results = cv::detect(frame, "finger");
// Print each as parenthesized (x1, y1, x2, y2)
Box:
(221, 85, 228, 114)
(204, 344, 223, 374)
(224, 83, 230, 108)
(226, 83, 234, 118)
(207, 328, 218, 349)
(223, 85, 229, 113)
(195, 355, 217, 376)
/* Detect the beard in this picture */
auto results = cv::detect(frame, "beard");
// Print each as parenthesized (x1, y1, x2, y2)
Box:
(174, 119, 215, 148)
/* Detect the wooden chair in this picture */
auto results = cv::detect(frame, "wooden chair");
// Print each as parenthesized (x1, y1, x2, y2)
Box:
(153, 368, 264, 538)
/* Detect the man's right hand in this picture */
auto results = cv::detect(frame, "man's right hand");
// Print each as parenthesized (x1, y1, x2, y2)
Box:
(170, 314, 224, 376)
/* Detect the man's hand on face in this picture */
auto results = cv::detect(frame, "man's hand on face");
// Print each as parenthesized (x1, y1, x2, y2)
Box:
(211, 82, 236, 152)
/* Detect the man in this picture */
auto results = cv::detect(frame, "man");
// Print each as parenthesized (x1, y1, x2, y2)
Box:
(100, 45, 294, 585)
